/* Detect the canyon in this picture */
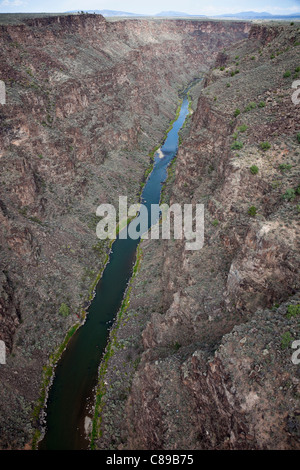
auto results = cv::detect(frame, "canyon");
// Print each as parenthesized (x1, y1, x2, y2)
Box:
(0, 14, 299, 450)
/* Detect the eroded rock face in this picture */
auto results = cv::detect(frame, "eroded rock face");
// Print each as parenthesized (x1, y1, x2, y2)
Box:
(126, 297, 300, 450)
(225, 222, 298, 313)
(94, 22, 300, 451)
(0, 14, 250, 449)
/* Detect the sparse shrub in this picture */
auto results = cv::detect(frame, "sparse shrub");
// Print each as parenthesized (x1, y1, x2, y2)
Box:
(59, 303, 70, 317)
(272, 303, 280, 310)
(297, 132, 300, 143)
(231, 141, 243, 150)
(226, 83, 231, 87)
(173, 341, 182, 351)
(258, 101, 266, 108)
(281, 331, 293, 349)
(296, 184, 300, 195)
(212, 219, 219, 227)
(251, 56, 255, 60)
(260, 141, 271, 151)
(279, 163, 292, 172)
(283, 188, 296, 201)
(270, 53, 275, 59)
(220, 66, 225, 71)
(283, 70, 291, 78)
(248, 206, 257, 217)
(234, 108, 241, 117)
(244, 102, 257, 112)
(237, 124, 248, 132)
(250, 165, 259, 175)
(287, 304, 300, 319)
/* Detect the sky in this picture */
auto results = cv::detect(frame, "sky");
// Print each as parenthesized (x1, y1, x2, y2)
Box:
(1, 0, 300, 15)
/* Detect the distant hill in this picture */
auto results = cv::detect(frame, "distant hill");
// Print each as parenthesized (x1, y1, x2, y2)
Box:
(219, 11, 272, 18)
(214, 11, 300, 19)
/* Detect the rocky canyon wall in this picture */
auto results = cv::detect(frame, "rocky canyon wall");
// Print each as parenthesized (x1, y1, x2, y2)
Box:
(94, 22, 300, 450)
(0, 14, 249, 448)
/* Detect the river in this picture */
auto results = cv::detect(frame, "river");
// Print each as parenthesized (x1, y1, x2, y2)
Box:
(39, 82, 195, 450)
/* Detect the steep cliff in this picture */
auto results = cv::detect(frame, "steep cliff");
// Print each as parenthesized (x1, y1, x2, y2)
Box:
(0, 14, 249, 449)
(94, 22, 300, 450)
